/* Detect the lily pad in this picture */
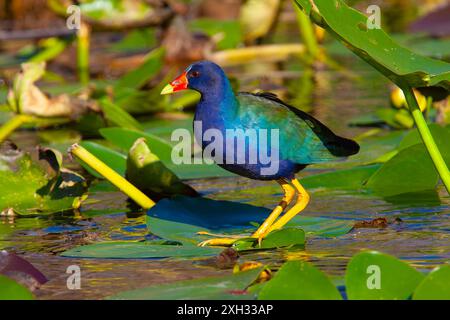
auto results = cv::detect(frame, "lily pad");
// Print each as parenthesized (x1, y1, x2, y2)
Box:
(413, 265, 450, 300)
(0, 275, 34, 300)
(258, 260, 342, 300)
(294, 0, 450, 90)
(365, 144, 439, 197)
(232, 228, 305, 251)
(0, 144, 87, 215)
(148, 196, 354, 238)
(61, 241, 222, 259)
(107, 268, 262, 300)
(345, 251, 425, 300)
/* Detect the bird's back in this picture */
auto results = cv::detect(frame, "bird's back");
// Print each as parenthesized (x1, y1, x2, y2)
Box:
(235, 92, 359, 165)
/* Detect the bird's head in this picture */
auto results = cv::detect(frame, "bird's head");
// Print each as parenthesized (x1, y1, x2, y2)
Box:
(161, 60, 227, 95)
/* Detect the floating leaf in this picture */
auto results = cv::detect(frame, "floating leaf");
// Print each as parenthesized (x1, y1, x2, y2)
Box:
(0, 275, 34, 300)
(148, 196, 353, 238)
(345, 251, 425, 300)
(258, 260, 342, 300)
(302, 165, 380, 190)
(365, 144, 439, 197)
(232, 228, 305, 251)
(108, 268, 262, 300)
(61, 241, 222, 259)
(413, 265, 450, 300)
(0, 144, 87, 215)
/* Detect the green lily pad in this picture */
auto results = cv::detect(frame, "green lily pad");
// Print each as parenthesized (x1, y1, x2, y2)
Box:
(302, 165, 380, 190)
(61, 241, 222, 259)
(0, 275, 34, 300)
(258, 260, 342, 300)
(413, 265, 450, 300)
(107, 268, 262, 300)
(365, 144, 439, 197)
(232, 227, 305, 251)
(345, 251, 425, 300)
(0, 145, 87, 215)
(99, 98, 142, 131)
(294, 0, 450, 90)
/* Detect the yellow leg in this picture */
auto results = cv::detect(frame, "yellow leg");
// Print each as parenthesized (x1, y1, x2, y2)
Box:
(198, 179, 296, 247)
(266, 178, 310, 233)
(251, 179, 296, 241)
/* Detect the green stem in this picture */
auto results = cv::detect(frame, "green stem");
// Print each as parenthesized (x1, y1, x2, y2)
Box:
(0, 114, 32, 143)
(77, 23, 90, 85)
(402, 86, 450, 195)
(295, 5, 319, 59)
(70, 144, 155, 210)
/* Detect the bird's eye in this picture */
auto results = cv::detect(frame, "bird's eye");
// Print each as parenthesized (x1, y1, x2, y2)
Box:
(190, 71, 200, 78)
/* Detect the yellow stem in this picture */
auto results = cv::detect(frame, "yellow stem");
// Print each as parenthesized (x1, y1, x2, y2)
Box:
(70, 144, 155, 210)
(0, 114, 32, 143)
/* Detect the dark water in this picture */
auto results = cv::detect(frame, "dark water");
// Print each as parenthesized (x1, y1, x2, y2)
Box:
(1, 58, 449, 299)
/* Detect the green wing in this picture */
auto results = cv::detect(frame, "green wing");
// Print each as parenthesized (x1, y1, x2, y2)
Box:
(235, 93, 359, 164)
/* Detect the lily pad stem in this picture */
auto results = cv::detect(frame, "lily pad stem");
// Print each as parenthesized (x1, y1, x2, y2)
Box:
(0, 114, 32, 143)
(402, 85, 450, 194)
(70, 144, 155, 210)
(77, 22, 90, 85)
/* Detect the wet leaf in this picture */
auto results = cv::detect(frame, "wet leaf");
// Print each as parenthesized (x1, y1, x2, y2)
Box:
(258, 260, 342, 300)
(294, 0, 450, 91)
(345, 251, 425, 300)
(413, 265, 450, 300)
(61, 241, 221, 259)
(107, 268, 262, 300)
(0, 144, 87, 215)
(0, 275, 34, 300)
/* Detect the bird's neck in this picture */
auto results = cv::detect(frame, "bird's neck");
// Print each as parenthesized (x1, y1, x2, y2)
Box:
(195, 78, 238, 125)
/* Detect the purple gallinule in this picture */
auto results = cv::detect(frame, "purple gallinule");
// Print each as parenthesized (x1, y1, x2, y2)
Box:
(161, 61, 359, 246)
